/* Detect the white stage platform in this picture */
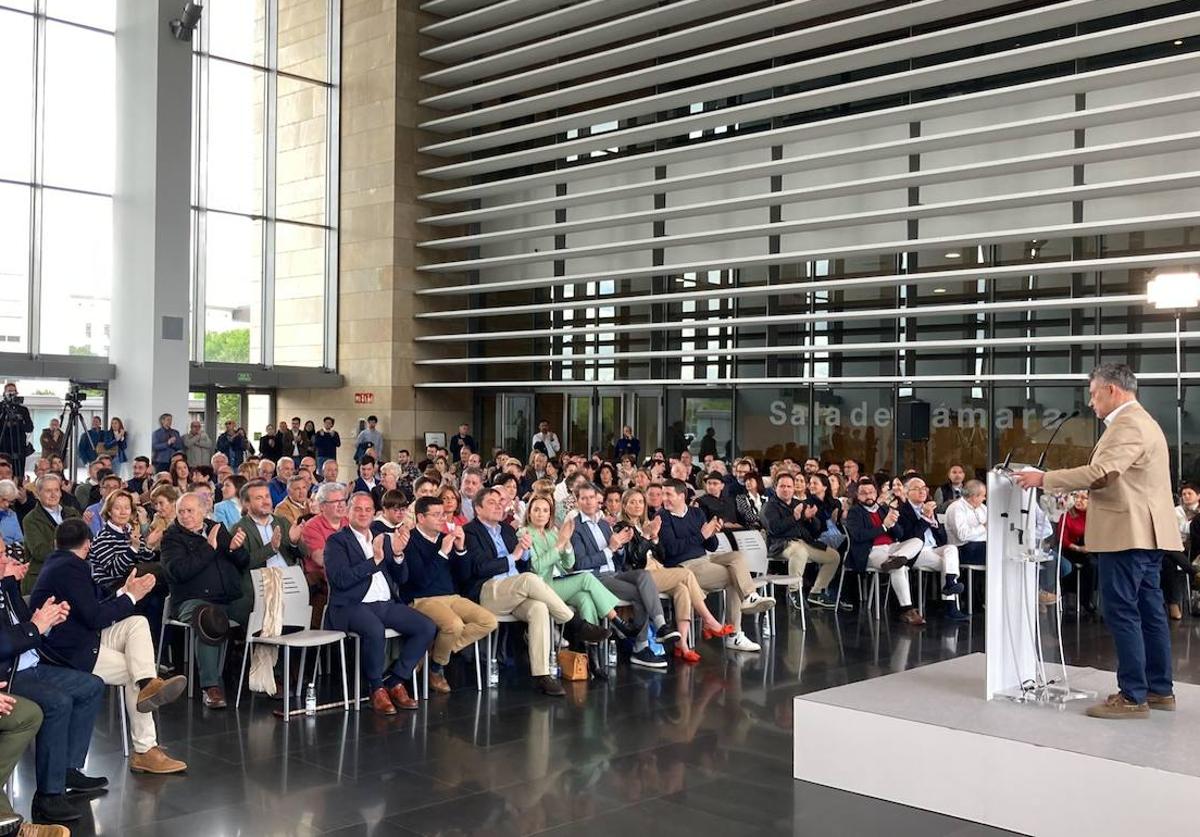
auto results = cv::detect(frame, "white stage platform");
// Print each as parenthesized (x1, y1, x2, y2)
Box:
(793, 653, 1199, 836)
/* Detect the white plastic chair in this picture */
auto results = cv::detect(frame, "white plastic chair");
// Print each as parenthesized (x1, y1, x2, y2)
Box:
(735, 529, 804, 632)
(234, 566, 350, 719)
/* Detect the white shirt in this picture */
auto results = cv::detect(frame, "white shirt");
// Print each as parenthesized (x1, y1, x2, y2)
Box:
(945, 498, 986, 546)
(352, 527, 392, 604)
(580, 511, 615, 574)
(532, 431, 560, 458)
(251, 516, 288, 569)
(44, 506, 63, 526)
(1103, 400, 1136, 427)
(909, 502, 940, 549)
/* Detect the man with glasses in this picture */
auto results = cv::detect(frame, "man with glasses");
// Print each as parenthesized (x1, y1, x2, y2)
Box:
(300, 482, 350, 628)
(897, 476, 969, 622)
(323, 490, 436, 714)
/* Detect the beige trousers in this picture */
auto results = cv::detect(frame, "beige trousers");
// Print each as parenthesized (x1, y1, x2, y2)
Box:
(481, 574, 574, 677)
(412, 595, 499, 666)
(782, 540, 840, 594)
(646, 557, 705, 623)
(681, 551, 756, 627)
(92, 615, 158, 754)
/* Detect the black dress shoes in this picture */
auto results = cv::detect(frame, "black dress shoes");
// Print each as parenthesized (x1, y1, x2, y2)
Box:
(32, 793, 81, 823)
(0, 811, 21, 836)
(65, 769, 108, 792)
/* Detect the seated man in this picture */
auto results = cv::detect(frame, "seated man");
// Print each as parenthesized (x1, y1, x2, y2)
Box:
(760, 472, 842, 611)
(83, 472, 124, 537)
(0, 535, 105, 825)
(233, 480, 301, 606)
(299, 481, 350, 627)
(945, 479, 987, 566)
(21, 474, 82, 593)
(273, 473, 311, 531)
(845, 479, 927, 625)
(323, 490, 437, 715)
(401, 496, 498, 694)
(897, 476, 969, 621)
(655, 479, 770, 653)
(269, 457, 294, 507)
(30, 519, 188, 775)
(160, 492, 249, 709)
(459, 488, 607, 697)
(570, 483, 678, 669)
(0, 661, 41, 836)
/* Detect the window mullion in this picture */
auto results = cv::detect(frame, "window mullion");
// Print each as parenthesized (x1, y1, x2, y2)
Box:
(192, 31, 210, 365)
(28, 0, 47, 357)
(261, 0, 278, 368)
(323, 0, 340, 373)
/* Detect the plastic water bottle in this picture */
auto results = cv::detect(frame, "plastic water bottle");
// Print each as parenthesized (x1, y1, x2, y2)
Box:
(488, 653, 500, 687)
(606, 640, 618, 667)
(305, 682, 316, 716)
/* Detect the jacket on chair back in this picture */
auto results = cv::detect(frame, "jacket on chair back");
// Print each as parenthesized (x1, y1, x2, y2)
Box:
(30, 548, 136, 673)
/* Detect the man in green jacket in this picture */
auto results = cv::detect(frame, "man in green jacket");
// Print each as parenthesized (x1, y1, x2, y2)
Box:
(20, 473, 80, 593)
(231, 479, 303, 625)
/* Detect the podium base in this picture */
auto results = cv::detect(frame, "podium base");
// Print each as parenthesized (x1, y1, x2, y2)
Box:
(992, 681, 1096, 706)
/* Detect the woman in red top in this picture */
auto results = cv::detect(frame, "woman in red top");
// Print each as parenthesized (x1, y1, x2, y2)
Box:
(438, 485, 468, 533)
(1057, 491, 1094, 615)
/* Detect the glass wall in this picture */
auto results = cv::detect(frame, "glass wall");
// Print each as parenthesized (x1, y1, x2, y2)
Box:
(193, 0, 338, 369)
(0, 4, 114, 357)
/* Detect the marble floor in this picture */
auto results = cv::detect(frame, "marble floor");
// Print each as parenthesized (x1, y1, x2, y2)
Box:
(13, 603, 1197, 837)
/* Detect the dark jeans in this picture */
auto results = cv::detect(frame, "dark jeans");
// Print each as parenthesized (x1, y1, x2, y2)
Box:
(1063, 550, 1095, 605)
(9, 664, 104, 795)
(1097, 549, 1173, 704)
(1160, 551, 1192, 607)
(958, 541, 986, 565)
(327, 601, 437, 691)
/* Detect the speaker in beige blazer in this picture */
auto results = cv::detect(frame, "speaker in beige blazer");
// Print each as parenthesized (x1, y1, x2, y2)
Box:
(1041, 401, 1182, 554)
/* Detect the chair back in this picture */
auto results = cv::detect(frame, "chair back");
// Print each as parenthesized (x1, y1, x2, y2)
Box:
(732, 529, 769, 575)
(248, 565, 312, 636)
(706, 531, 733, 555)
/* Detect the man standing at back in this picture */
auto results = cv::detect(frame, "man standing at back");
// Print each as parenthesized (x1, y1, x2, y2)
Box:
(1017, 364, 1182, 719)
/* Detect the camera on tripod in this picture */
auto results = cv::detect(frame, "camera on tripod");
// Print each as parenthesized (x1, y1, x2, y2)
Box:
(0, 391, 21, 407)
(64, 385, 86, 409)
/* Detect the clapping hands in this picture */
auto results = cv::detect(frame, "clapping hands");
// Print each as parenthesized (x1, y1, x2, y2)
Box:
(120, 569, 156, 602)
(31, 596, 70, 635)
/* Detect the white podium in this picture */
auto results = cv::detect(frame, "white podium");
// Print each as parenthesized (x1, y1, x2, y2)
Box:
(985, 465, 1091, 704)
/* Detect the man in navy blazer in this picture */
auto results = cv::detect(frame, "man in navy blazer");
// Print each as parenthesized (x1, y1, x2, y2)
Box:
(31, 519, 189, 775)
(845, 479, 928, 626)
(570, 483, 678, 667)
(323, 488, 436, 715)
(895, 476, 969, 622)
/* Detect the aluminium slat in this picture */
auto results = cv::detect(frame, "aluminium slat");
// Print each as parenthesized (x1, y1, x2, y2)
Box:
(418, 14, 1200, 175)
(412, 252, 1200, 328)
(422, 0, 581, 41)
(418, 172, 1200, 273)
(417, 211, 1200, 295)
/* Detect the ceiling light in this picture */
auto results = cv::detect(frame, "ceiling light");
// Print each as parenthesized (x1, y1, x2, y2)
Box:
(1175, 40, 1184, 46)
(932, 288, 947, 294)
(1147, 270, 1200, 310)
(944, 251, 961, 259)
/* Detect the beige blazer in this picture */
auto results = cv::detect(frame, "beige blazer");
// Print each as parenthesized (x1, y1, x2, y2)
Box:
(1042, 401, 1182, 553)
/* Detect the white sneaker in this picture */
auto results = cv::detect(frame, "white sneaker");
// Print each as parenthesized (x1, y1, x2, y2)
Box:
(724, 631, 761, 652)
(741, 593, 775, 614)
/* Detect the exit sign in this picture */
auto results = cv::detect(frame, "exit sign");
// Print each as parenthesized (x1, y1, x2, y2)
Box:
(354, 392, 374, 405)
(236, 372, 253, 383)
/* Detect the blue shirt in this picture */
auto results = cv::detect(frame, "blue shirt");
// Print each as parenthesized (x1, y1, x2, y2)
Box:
(0, 509, 21, 544)
(86, 501, 104, 536)
(213, 498, 242, 531)
(484, 521, 518, 581)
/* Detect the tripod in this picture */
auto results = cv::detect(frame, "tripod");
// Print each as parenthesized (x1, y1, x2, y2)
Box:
(58, 393, 90, 482)
(0, 398, 29, 477)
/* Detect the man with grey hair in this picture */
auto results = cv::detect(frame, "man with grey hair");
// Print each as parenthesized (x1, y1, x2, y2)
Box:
(1017, 363, 1181, 719)
(21, 473, 81, 592)
(945, 479, 987, 567)
(459, 466, 484, 522)
(269, 456, 295, 506)
(299, 481, 350, 625)
(0, 480, 21, 545)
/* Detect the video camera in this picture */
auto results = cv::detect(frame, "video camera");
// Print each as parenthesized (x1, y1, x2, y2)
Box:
(64, 385, 87, 409)
(0, 391, 21, 407)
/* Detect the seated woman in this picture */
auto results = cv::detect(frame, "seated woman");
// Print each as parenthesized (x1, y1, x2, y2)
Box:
(619, 488, 731, 664)
(1056, 491, 1091, 613)
(734, 471, 767, 529)
(438, 485, 468, 531)
(521, 494, 633, 679)
(91, 489, 167, 639)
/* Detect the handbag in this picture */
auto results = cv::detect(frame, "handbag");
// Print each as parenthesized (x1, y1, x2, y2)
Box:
(557, 649, 589, 681)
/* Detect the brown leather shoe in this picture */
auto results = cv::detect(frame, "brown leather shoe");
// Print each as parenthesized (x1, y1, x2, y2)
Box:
(880, 555, 907, 572)
(388, 682, 419, 711)
(428, 672, 451, 694)
(1148, 692, 1177, 711)
(129, 746, 187, 774)
(1168, 603, 1183, 621)
(136, 675, 188, 713)
(370, 687, 397, 715)
(1086, 692, 1149, 719)
(19, 824, 72, 837)
(201, 686, 226, 709)
(898, 608, 926, 626)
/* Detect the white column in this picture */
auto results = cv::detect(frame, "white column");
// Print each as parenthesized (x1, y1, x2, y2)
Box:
(108, 0, 193, 457)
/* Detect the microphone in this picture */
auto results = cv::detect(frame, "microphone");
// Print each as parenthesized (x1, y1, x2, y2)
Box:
(1034, 409, 1080, 470)
(999, 409, 1078, 471)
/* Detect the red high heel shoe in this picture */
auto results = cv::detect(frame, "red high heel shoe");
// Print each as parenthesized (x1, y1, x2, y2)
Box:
(702, 624, 736, 640)
(674, 646, 701, 664)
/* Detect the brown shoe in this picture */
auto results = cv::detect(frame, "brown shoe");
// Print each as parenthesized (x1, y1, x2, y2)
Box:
(201, 686, 226, 709)
(388, 682, 419, 711)
(19, 824, 72, 837)
(130, 746, 187, 774)
(880, 555, 907, 572)
(898, 608, 926, 626)
(370, 687, 396, 715)
(1168, 603, 1183, 621)
(428, 672, 451, 694)
(1147, 692, 1177, 711)
(136, 675, 188, 713)
(1038, 590, 1059, 606)
(1085, 692, 1149, 719)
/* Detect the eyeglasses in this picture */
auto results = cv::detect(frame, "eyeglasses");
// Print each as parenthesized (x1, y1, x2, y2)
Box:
(321, 499, 348, 507)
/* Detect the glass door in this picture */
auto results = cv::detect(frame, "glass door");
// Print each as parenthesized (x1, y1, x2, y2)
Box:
(499, 394, 533, 459)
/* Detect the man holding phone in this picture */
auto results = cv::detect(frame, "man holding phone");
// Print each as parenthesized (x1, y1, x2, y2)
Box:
(845, 479, 927, 625)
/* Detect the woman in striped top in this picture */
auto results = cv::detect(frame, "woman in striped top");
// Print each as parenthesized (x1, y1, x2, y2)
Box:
(90, 489, 159, 592)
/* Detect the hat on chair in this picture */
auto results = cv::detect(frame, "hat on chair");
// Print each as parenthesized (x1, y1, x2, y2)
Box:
(192, 604, 230, 646)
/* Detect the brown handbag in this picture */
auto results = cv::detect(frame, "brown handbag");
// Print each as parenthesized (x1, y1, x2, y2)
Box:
(557, 649, 589, 681)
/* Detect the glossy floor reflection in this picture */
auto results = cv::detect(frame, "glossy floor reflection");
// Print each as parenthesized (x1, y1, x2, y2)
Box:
(12, 604, 1193, 836)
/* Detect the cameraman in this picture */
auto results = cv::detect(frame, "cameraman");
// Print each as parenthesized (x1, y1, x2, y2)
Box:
(0, 383, 33, 478)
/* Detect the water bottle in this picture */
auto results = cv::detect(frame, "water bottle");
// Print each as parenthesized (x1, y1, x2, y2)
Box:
(488, 652, 500, 687)
(305, 682, 316, 716)
(761, 612, 773, 638)
(606, 640, 618, 667)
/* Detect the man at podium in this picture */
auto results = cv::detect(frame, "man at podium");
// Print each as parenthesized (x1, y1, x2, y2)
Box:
(1016, 364, 1183, 719)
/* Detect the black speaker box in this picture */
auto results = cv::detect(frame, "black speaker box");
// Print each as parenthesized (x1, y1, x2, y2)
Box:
(897, 399, 931, 441)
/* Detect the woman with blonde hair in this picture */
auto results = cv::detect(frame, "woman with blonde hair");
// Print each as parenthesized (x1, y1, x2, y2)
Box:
(522, 494, 635, 678)
(620, 488, 731, 663)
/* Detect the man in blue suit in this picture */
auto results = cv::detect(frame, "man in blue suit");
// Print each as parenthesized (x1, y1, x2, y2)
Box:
(322, 488, 436, 715)
(570, 483, 678, 668)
